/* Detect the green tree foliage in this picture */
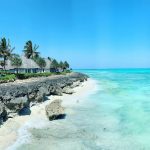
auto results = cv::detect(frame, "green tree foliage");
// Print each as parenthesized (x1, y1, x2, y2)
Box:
(59, 61, 64, 69)
(35, 57, 46, 71)
(0, 61, 5, 68)
(64, 61, 69, 70)
(23, 40, 40, 59)
(47, 57, 52, 61)
(0, 38, 70, 74)
(11, 54, 22, 74)
(51, 59, 59, 69)
(0, 38, 14, 70)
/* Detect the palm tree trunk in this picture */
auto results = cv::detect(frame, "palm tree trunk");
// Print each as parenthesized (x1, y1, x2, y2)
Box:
(17, 68, 18, 74)
(3, 57, 6, 71)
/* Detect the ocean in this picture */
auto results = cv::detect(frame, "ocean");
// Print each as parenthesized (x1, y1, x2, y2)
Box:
(10, 69, 150, 150)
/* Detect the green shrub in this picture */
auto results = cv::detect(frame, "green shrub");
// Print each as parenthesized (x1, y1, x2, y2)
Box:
(64, 70, 72, 73)
(0, 70, 72, 81)
(0, 74, 16, 82)
(59, 70, 71, 75)
(16, 72, 54, 79)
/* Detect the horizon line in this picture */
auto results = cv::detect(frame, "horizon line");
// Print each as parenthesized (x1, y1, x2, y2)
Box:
(73, 68, 150, 70)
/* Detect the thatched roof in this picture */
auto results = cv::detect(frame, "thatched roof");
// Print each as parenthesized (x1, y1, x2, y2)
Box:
(44, 58, 52, 69)
(20, 55, 39, 69)
(0, 59, 14, 70)
(4, 59, 13, 70)
(0, 56, 52, 70)
(0, 55, 40, 70)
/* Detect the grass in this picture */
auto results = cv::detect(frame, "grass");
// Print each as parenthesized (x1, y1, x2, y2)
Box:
(0, 74, 16, 83)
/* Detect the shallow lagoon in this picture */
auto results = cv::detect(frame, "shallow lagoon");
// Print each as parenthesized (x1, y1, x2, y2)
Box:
(16, 69, 150, 150)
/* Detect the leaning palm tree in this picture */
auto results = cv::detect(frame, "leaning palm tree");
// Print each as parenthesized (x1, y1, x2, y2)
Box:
(23, 40, 40, 59)
(0, 38, 14, 70)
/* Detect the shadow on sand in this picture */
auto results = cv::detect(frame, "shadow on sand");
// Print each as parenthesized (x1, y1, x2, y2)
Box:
(49, 114, 66, 121)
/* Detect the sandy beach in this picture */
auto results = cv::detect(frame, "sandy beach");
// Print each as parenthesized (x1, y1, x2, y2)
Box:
(0, 78, 97, 150)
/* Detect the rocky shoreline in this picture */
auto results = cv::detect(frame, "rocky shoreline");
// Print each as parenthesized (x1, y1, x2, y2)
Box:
(0, 72, 88, 124)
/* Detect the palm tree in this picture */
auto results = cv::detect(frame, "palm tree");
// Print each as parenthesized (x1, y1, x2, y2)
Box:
(35, 57, 46, 72)
(48, 57, 53, 61)
(0, 61, 5, 69)
(59, 61, 64, 71)
(23, 40, 40, 59)
(11, 54, 22, 74)
(0, 38, 14, 70)
(64, 61, 69, 70)
(51, 59, 59, 69)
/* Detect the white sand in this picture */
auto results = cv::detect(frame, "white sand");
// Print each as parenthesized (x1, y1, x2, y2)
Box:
(0, 79, 97, 150)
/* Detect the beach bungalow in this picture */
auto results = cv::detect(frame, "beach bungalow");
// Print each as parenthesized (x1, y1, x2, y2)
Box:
(44, 58, 52, 72)
(0, 56, 64, 73)
(0, 55, 41, 73)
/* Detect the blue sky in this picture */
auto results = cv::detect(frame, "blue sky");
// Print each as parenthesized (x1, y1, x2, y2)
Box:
(0, 0, 150, 69)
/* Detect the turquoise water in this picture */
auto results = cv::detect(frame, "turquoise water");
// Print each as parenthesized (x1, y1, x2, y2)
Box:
(16, 69, 150, 150)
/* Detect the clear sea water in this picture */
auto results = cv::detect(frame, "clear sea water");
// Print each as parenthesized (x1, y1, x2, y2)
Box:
(16, 69, 150, 150)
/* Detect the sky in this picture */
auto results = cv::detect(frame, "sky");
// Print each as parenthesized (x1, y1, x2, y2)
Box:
(0, 0, 150, 69)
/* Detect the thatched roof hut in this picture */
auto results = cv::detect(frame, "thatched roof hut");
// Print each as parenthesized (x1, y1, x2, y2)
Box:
(20, 55, 39, 69)
(0, 55, 40, 70)
(44, 58, 52, 70)
(0, 56, 53, 73)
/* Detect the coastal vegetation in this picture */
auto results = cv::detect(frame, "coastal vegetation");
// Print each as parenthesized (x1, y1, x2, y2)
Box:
(23, 40, 39, 59)
(0, 37, 71, 83)
(10, 54, 22, 74)
(15, 72, 69, 79)
(0, 71, 71, 83)
(0, 74, 16, 83)
(0, 38, 14, 70)
(34, 57, 46, 72)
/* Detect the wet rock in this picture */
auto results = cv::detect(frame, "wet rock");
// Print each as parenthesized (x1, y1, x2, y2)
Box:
(18, 106, 31, 116)
(70, 81, 81, 88)
(0, 103, 4, 114)
(45, 99, 66, 121)
(10, 96, 28, 105)
(18, 102, 31, 116)
(0, 106, 8, 124)
(35, 87, 47, 102)
(0, 72, 88, 122)
(50, 86, 63, 96)
(62, 86, 74, 94)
